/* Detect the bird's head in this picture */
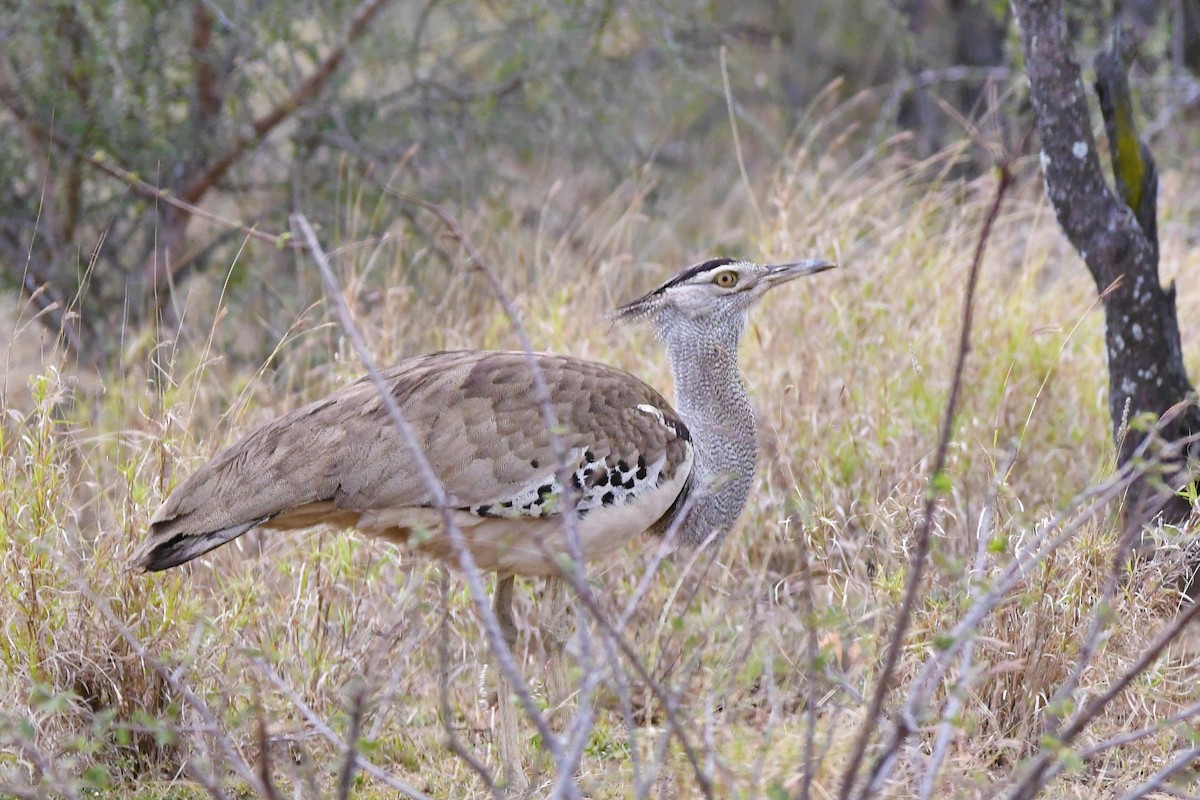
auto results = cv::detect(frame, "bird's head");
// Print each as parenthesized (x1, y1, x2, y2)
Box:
(614, 257, 836, 338)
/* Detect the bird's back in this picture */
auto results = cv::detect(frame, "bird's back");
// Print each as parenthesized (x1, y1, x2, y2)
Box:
(135, 350, 693, 575)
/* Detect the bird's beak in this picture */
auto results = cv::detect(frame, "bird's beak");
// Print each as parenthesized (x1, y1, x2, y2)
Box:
(763, 258, 837, 287)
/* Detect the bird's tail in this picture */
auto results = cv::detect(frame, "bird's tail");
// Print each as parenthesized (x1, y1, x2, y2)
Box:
(131, 516, 269, 572)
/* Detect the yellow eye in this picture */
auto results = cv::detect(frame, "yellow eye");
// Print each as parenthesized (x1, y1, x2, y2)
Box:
(714, 270, 738, 288)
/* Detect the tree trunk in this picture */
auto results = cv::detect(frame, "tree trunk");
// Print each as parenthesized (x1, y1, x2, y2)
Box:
(1012, 0, 1200, 532)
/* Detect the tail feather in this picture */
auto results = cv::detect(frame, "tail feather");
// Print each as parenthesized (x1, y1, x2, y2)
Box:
(132, 516, 268, 572)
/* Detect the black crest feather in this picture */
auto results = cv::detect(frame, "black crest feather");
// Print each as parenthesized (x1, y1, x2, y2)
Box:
(652, 257, 739, 295)
(612, 257, 742, 322)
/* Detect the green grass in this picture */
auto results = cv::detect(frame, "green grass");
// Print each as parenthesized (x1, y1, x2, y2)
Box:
(3, 134, 1200, 798)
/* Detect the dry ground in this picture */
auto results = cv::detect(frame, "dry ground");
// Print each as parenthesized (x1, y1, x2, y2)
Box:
(3, 135, 1200, 799)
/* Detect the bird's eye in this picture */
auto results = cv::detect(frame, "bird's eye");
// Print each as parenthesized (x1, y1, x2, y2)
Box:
(713, 271, 738, 288)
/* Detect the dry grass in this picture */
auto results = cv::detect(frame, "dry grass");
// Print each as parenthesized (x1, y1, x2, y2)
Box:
(3, 124, 1200, 800)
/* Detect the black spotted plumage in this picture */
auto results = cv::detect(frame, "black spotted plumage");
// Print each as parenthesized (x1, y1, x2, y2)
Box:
(134, 256, 833, 575)
(136, 350, 693, 573)
(128, 254, 833, 793)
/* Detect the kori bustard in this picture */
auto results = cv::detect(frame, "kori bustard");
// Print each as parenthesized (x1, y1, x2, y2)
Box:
(132, 255, 834, 781)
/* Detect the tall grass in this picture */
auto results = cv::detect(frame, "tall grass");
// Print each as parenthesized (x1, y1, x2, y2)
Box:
(3, 127, 1200, 799)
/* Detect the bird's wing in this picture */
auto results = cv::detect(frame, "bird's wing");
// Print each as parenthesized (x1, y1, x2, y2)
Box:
(135, 350, 691, 570)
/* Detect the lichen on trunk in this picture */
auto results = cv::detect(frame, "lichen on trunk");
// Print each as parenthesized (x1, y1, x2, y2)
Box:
(1013, 0, 1200, 530)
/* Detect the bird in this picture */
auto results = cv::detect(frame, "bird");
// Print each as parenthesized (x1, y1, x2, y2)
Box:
(131, 255, 835, 787)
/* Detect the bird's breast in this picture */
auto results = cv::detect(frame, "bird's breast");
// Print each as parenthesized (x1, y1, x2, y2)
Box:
(355, 443, 693, 575)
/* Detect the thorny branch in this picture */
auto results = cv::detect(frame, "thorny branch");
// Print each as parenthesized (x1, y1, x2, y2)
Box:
(300, 200, 720, 797)
(838, 162, 1013, 800)
(1002, 558, 1200, 800)
(394, 194, 735, 796)
(252, 658, 433, 800)
(291, 213, 576, 795)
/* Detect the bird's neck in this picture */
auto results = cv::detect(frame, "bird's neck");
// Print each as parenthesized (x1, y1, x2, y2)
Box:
(663, 318, 757, 549)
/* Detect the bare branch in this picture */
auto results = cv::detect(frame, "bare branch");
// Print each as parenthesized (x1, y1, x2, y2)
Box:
(290, 214, 572, 790)
(1113, 741, 1200, 800)
(252, 657, 433, 800)
(335, 684, 368, 800)
(1002, 596, 1200, 800)
(178, 0, 396, 206)
(839, 162, 1013, 800)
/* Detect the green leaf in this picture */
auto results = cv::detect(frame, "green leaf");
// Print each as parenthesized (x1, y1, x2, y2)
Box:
(929, 469, 952, 496)
(83, 765, 110, 789)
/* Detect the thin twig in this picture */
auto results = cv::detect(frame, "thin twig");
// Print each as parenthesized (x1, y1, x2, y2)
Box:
(392, 194, 619, 796)
(865, 411, 1166, 795)
(527, 486, 717, 796)
(392, 194, 594, 658)
(904, 452, 1143, 708)
(335, 684, 369, 800)
(0, 782, 44, 800)
(47, 560, 264, 795)
(1, 733, 82, 800)
(291, 214, 571, 787)
(839, 163, 1014, 800)
(915, 446, 1016, 799)
(252, 657, 434, 800)
(1113, 740, 1200, 800)
(1041, 405, 1200, 742)
(436, 571, 504, 799)
(545, 533, 718, 799)
(1027, 693, 1200, 792)
(526, 489, 719, 796)
(1002, 593, 1200, 800)
(1076, 695, 1200, 761)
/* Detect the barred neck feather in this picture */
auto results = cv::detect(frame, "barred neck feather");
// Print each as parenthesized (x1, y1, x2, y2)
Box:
(656, 307, 756, 548)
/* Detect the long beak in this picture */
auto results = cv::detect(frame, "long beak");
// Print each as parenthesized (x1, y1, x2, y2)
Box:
(763, 258, 837, 287)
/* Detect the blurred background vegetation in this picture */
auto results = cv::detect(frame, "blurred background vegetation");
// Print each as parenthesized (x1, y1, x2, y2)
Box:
(4, 1, 1200, 797)
(2, 0, 1193, 369)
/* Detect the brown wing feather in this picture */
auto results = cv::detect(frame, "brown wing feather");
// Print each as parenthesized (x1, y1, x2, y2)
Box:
(133, 350, 689, 571)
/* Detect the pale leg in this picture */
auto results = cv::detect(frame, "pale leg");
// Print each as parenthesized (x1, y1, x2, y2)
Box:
(493, 576, 529, 794)
(540, 576, 574, 723)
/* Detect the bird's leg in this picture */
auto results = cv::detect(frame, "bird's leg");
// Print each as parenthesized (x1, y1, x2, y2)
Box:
(493, 575, 529, 794)
(540, 575, 574, 726)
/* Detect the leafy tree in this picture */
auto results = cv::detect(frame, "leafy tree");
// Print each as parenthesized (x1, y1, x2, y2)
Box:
(0, 0, 396, 358)
(0, 0, 1068, 366)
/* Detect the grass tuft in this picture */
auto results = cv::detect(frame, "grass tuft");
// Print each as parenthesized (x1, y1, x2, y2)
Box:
(3, 128, 1200, 797)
